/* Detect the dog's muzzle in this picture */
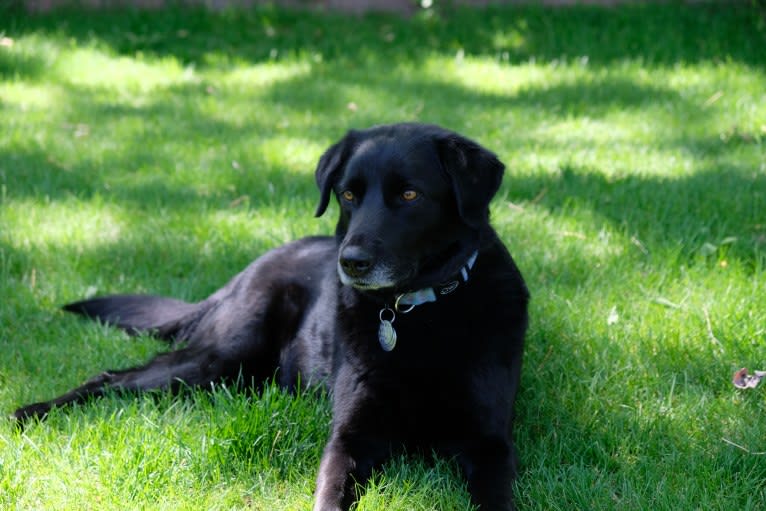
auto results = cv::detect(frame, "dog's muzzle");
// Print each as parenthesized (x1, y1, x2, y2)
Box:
(337, 245, 398, 290)
(338, 246, 373, 280)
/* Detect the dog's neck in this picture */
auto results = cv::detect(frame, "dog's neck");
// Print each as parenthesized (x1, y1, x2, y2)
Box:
(370, 248, 480, 352)
(393, 249, 478, 313)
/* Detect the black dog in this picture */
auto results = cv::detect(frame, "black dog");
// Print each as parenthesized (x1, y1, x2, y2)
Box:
(13, 123, 529, 511)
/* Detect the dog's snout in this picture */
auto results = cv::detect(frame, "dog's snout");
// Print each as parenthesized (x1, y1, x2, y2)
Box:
(339, 246, 373, 278)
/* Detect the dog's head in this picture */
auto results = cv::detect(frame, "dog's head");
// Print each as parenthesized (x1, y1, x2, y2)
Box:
(314, 123, 505, 292)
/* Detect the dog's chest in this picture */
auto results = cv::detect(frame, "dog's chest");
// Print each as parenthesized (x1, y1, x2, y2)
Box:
(344, 301, 481, 362)
(337, 346, 482, 445)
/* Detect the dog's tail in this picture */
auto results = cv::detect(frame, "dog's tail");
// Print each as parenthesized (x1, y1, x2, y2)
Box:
(63, 295, 202, 341)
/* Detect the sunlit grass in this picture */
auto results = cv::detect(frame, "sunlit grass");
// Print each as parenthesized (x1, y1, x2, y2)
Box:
(2, 200, 127, 248)
(1, 3, 765, 510)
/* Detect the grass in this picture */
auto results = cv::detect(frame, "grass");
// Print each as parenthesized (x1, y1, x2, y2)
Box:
(1, 2, 765, 509)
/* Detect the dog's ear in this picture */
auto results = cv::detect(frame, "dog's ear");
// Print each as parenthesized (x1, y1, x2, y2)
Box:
(314, 131, 358, 217)
(436, 133, 505, 227)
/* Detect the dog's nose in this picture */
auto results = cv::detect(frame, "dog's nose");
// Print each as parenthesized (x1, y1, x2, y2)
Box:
(339, 247, 373, 278)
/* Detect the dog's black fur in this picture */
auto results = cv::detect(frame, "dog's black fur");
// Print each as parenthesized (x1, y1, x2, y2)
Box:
(13, 123, 529, 511)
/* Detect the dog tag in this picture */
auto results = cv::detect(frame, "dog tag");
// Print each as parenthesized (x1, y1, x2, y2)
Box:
(378, 307, 397, 352)
(378, 320, 397, 352)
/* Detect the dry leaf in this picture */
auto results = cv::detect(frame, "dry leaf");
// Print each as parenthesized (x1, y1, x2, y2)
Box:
(607, 306, 619, 326)
(733, 368, 766, 389)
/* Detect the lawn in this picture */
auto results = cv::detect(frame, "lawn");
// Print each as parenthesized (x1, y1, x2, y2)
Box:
(1, 2, 765, 510)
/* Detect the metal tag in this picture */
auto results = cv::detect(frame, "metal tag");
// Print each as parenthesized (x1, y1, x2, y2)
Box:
(378, 320, 397, 352)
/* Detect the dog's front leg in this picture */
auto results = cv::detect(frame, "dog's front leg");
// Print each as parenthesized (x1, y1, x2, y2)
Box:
(459, 436, 518, 511)
(313, 437, 358, 511)
(313, 433, 384, 511)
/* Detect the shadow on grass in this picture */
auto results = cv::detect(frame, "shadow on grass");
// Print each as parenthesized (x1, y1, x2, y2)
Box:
(3, 3, 765, 77)
(513, 162, 765, 267)
(3, 53, 762, 272)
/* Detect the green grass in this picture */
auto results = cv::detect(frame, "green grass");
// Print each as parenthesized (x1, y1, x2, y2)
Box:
(1, 2, 765, 510)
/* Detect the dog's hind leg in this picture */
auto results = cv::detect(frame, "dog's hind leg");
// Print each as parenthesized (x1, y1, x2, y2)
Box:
(11, 344, 236, 422)
(14, 257, 318, 423)
(13, 283, 309, 423)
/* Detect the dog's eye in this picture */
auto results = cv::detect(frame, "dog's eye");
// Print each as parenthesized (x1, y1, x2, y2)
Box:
(341, 190, 355, 202)
(401, 190, 419, 202)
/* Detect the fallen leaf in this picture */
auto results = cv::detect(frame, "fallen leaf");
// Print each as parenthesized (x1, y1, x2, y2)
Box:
(702, 91, 723, 107)
(733, 368, 766, 389)
(229, 195, 249, 208)
(607, 306, 619, 326)
(652, 297, 681, 309)
(631, 236, 649, 256)
(699, 242, 717, 256)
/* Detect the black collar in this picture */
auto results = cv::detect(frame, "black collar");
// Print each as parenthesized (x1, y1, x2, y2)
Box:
(393, 250, 479, 313)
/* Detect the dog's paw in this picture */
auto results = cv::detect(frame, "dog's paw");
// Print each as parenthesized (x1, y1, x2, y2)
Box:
(10, 402, 51, 424)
